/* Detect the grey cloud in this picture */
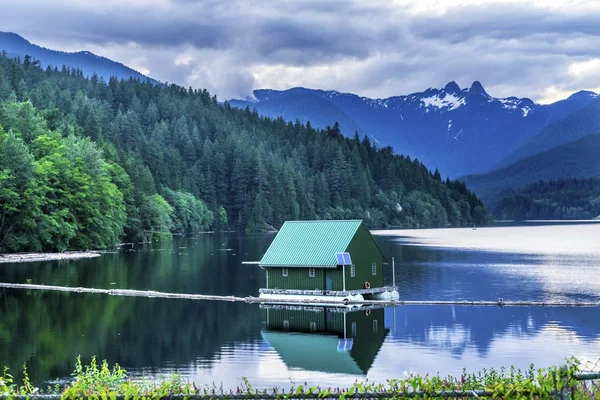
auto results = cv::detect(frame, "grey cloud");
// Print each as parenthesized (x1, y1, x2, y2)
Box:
(2, 1, 600, 101)
(409, 5, 600, 42)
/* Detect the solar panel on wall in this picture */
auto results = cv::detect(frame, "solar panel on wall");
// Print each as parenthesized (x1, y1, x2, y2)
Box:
(343, 253, 352, 265)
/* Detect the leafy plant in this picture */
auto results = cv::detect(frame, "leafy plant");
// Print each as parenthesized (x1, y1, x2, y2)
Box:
(0, 357, 598, 399)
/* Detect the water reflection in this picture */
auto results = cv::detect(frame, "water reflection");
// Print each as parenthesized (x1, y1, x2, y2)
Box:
(262, 306, 388, 375)
(0, 289, 263, 385)
(377, 305, 600, 378)
(1, 227, 600, 388)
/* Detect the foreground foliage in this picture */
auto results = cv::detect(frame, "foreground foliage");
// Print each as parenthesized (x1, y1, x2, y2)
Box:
(0, 53, 486, 252)
(1, 357, 598, 399)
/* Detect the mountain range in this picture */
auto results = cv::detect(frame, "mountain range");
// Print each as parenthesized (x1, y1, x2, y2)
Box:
(463, 133, 600, 208)
(229, 84, 599, 178)
(0, 31, 154, 83)
(2, 31, 600, 217)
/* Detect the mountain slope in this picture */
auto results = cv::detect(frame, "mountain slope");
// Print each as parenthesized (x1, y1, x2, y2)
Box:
(0, 31, 155, 83)
(0, 52, 488, 252)
(495, 94, 600, 168)
(230, 82, 598, 177)
(462, 133, 600, 208)
(230, 88, 365, 136)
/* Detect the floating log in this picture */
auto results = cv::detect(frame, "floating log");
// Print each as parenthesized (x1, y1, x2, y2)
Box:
(0, 252, 100, 264)
(1, 282, 600, 307)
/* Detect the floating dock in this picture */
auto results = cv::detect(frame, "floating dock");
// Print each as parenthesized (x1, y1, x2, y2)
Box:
(258, 286, 399, 305)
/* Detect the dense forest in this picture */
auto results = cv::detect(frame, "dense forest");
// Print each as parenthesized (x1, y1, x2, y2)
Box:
(494, 178, 600, 220)
(0, 53, 487, 252)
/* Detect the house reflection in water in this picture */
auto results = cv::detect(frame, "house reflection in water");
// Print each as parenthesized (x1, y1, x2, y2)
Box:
(261, 306, 389, 375)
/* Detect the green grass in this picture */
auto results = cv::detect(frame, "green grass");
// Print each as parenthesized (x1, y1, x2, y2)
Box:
(1, 356, 598, 399)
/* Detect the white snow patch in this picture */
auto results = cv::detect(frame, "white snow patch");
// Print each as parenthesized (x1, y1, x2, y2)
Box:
(521, 106, 531, 117)
(364, 97, 390, 109)
(421, 93, 466, 110)
(447, 120, 452, 131)
(499, 98, 520, 110)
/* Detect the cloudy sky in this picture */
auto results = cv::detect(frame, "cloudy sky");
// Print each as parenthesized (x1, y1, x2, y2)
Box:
(2, 0, 600, 102)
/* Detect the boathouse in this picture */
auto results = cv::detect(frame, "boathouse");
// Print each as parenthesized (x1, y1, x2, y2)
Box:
(258, 220, 389, 297)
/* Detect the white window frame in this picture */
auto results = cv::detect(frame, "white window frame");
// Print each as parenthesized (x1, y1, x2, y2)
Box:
(309, 267, 315, 278)
(351, 322, 357, 337)
(371, 262, 377, 276)
(373, 319, 378, 333)
(310, 321, 317, 332)
(283, 320, 289, 330)
(282, 267, 288, 277)
(350, 264, 356, 277)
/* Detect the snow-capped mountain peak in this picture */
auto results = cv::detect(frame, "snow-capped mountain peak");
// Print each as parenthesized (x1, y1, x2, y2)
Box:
(420, 91, 466, 110)
(228, 81, 599, 177)
(468, 80, 489, 97)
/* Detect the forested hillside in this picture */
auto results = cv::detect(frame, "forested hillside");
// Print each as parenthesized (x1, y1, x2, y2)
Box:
(230, 84, 599, 177)
(494, 178, 600, 220)
(463, 133, 600, 208)
(0, 53, 486, 253)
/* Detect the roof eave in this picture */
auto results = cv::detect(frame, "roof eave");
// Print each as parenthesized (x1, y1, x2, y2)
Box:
(260, 264, 338, 269)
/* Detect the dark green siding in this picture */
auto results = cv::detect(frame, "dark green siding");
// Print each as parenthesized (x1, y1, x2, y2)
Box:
(346, 308, 388, 372)
(262, 308, 388, 375)
(267, 267, 325, 290)
(343, 224, 385, 290)
(266, 309, 325, 332)
(263, 223, 385, 291)
(266, 309, 345, 333)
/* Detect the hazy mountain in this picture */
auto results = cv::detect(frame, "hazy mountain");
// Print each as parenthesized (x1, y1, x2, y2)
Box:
(0, 31, 155, 83)
(462, 133, 600, 208)
(495, 94, 600, 168)
(230, 83, 598, 177)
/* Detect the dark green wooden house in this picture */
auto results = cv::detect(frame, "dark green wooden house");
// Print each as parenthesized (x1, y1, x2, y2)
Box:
(259, 220, 389, 296)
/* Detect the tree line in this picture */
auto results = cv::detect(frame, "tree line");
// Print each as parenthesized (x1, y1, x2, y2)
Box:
(0, 53, 487, 252)
(494, 178, 600, 220)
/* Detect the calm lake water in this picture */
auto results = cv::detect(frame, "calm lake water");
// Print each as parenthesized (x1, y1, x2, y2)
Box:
(1, 223, 600, 388)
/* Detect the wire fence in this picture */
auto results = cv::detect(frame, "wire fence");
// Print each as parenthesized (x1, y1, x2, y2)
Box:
(573, 358, 600, 399)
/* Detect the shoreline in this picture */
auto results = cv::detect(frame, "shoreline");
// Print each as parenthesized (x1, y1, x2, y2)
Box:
(0, 251, 101, 264)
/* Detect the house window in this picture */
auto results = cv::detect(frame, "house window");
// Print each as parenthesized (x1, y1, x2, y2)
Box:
(310, 321, 317, 332)
(372, 262, 377, 276)
(309, 268, 315, 278)
(350, 264, 356, 277)
(373, 319, 378, 333)
(282, 267, 288, 277)
(283, 320, 289, 330)
(351, 322, 357, 337)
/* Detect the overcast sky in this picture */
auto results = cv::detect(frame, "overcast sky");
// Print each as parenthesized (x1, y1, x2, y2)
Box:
(2, 0, 600, 103)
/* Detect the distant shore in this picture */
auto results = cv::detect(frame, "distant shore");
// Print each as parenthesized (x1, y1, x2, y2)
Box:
(0, 251, 101, 264)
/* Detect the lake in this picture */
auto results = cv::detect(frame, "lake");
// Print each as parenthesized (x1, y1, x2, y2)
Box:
(1, 223, 600, 388)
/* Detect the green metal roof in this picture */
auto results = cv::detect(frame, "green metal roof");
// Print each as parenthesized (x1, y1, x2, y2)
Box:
(261, 331, 365, 375)
(259, 220, 363, 268)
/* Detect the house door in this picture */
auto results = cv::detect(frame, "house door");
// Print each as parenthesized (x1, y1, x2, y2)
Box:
(325, 270, 333, 291)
